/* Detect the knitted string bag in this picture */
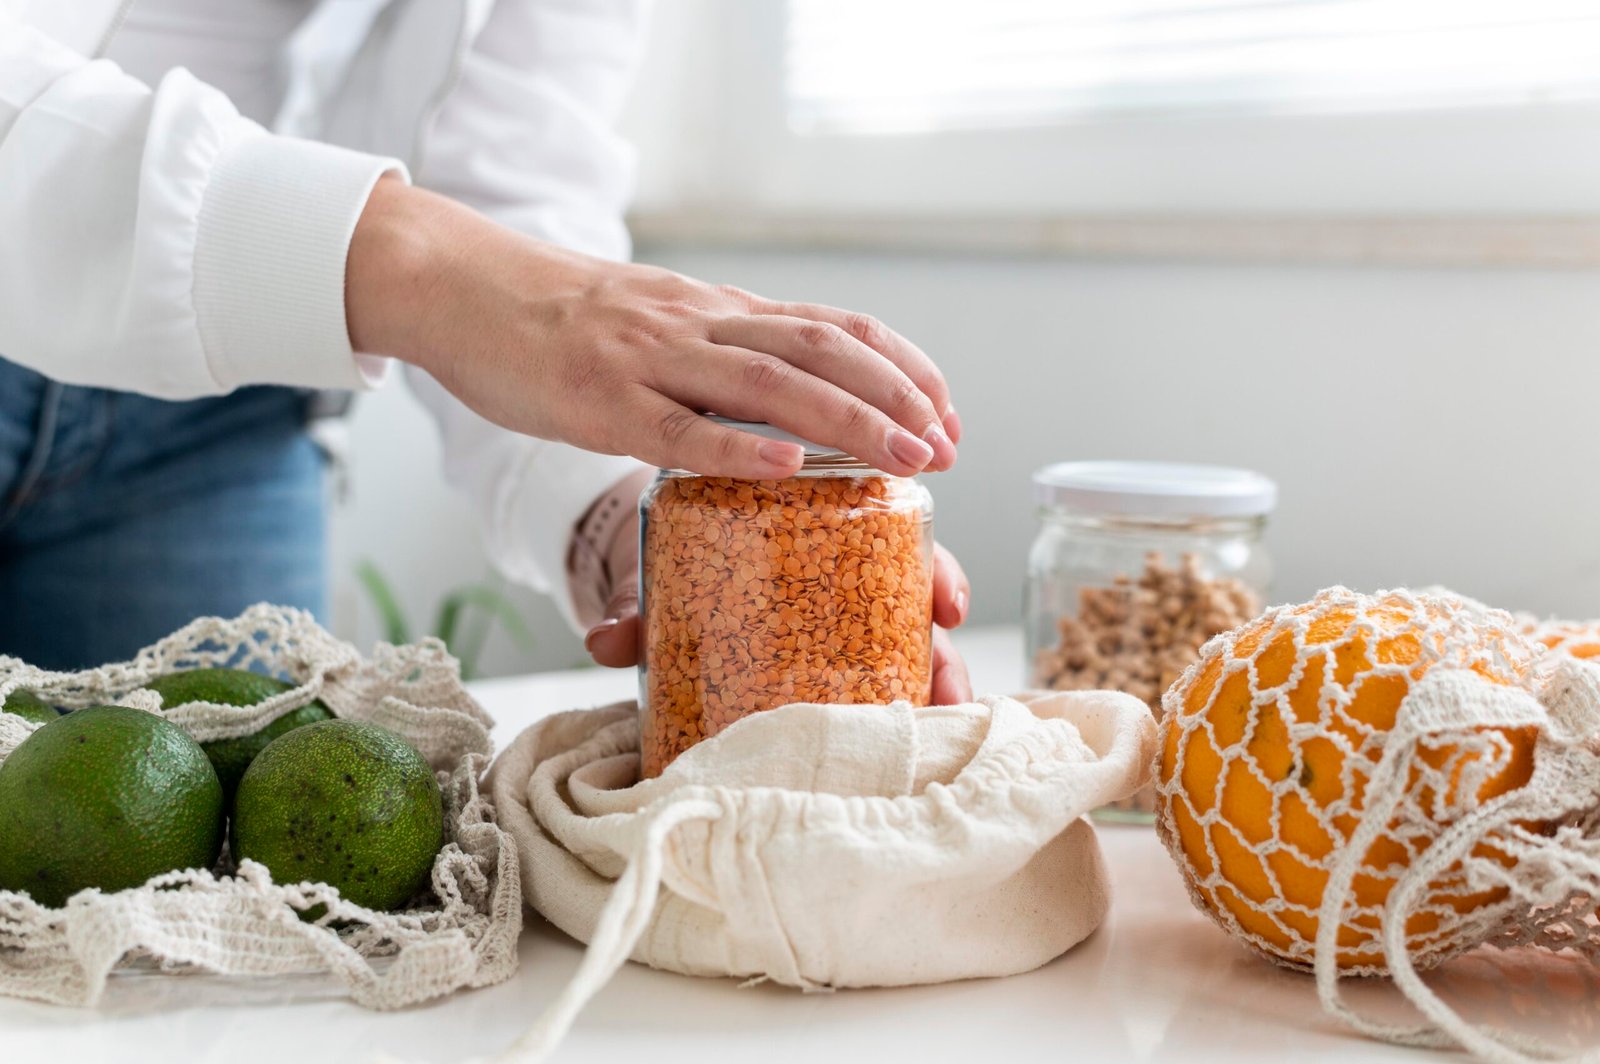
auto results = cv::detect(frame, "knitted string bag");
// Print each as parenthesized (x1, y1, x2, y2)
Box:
(0, 605, 521, 1011)
(1155, 587, 1600, 1063)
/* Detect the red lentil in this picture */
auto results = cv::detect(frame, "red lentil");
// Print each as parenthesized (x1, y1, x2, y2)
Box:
(640, 472, 932, 777)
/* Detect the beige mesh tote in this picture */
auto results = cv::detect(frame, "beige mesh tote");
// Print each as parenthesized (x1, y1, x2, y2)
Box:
(1156, 587, 1600, 1064)
(0, 604, 522, 1010)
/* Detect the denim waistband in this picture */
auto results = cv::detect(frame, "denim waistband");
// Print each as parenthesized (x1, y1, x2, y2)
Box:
(0, 358, 323, 523)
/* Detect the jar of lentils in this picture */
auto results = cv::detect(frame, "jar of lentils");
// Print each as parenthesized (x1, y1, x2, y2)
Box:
(1025, 461, 1276, 822)
(639, 423, 935, 778)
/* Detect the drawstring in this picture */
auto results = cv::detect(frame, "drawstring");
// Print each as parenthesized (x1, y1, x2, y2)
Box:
(1313, 715, 1428, 1040)
(491, 798, 723, 1063)
(1377, 804, 1560, 1064)
(1314, 673, 1590, 1064)
(1315, 719, 1514, 1057)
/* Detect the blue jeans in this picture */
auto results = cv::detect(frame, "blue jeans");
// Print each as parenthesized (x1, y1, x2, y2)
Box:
(0, 360, 327, 670)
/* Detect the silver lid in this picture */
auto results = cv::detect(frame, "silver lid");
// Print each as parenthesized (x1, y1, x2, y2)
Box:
(707, 416, 841, 458)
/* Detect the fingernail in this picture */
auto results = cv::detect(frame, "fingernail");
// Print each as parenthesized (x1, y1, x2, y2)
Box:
(954, 589, 969, 623)
(758, 440, 804, 470)
(584, 618, 619, 653)
(887, 428, 935, 471)
(943, 406, 962, 444)
(922, 424, 956, 468)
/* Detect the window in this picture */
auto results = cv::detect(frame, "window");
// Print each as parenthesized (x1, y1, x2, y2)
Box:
(624, 1, 1600, 225)
(786, 1, 1600, 134)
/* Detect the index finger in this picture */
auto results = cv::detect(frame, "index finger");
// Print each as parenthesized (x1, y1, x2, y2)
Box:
(753, 300, 959, 443)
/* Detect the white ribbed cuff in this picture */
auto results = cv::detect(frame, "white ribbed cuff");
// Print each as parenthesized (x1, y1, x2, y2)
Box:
(193, 134, 408, 392)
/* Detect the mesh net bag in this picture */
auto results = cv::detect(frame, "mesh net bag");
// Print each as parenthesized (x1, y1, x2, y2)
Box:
(0, 604, 521, 1010)
(1523, 618, 1600, 663)
(1154, 586, 1600, 1063)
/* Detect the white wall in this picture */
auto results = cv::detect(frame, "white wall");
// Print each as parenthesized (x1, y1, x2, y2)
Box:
(329, 248, 1600, 677)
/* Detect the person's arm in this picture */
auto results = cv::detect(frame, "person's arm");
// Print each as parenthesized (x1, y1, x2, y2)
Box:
(352, 180, 959, 485)
(0, 14, 402, 396)
(394, 0, 653, 628)
(386, 0, 966, 669)
(347, 5, 956, 486)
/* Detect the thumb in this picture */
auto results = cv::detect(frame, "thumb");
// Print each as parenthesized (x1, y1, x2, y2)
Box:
(585, 577, 641, 668)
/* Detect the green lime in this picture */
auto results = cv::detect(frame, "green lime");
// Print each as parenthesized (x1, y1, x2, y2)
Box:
(1, 689, 60, 726)
(144, 668, 332, 801)
(232, 719, 442, 912)
(0, 706, 224, 907)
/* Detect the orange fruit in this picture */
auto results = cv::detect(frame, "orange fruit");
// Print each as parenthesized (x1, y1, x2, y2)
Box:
(1155, 588, 1543, 972)
(1525, 619, 1600, 662)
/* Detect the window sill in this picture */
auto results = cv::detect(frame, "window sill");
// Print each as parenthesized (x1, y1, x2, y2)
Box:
(628, 210, 1600, 268)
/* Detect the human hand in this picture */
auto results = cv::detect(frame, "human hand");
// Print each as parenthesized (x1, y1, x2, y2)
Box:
(347, 179, 960, 479)
(586, 535, 974, 706)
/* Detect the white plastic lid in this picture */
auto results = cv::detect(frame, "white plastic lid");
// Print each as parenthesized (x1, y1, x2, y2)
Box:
(1032, 461, 1277, 517)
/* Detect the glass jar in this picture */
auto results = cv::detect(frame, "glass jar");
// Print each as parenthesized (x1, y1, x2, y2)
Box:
(638, 423, 935, 778)
(1025, 462, 1276, 822)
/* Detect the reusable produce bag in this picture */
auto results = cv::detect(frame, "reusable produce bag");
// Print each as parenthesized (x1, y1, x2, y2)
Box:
(487, 689, 1157, 1061)
(1156, 588, 1600, 1064)
(0, 605, 521, 1010)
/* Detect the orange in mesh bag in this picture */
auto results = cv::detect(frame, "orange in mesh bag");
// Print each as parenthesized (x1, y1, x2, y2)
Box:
(1524, 618, 1600, 662)
(1155, 587, 1600, 1062)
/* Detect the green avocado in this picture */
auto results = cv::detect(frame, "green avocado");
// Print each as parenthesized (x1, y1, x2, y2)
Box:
(1, 689, 60, 726)
(143, 668, 332, 801)
(0, 706, 224, 907)
(232, 719, 442, 913)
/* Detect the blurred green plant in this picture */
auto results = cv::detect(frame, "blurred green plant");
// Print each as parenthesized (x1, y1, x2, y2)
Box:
(354, 561, 534, 680)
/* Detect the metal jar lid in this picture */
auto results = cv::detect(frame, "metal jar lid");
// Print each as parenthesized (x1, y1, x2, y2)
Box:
(707, 416, 838, 458)
(705, 416, 893, 473)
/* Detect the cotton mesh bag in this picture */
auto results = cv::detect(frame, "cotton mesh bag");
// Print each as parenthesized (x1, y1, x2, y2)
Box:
(0, 604, 521, 1010)
(1524, 617, 1600, 663)
(1154, 587, 1600, 1064)
(480, 688, 1156, 1063)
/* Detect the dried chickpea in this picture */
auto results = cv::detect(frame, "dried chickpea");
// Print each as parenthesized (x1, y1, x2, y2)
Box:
(639, 468, 933, 777)
(1031, 551, 1261, 815)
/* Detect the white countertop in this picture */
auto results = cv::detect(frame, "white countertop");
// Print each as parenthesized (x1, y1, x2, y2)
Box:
(3, 628, 1591, 1063)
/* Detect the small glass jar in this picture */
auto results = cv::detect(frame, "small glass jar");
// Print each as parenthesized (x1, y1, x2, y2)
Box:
(638, 423, 935, 778)
(1025, 462, 1276, 822)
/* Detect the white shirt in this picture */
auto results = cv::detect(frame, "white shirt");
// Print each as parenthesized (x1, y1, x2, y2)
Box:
(110, 0, 314, 124)
(0, 0, 650, 626)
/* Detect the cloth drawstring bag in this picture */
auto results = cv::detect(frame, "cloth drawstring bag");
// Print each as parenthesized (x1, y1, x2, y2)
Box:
(0, 605, 522, 1010)
(484, 689, 1157, 1062)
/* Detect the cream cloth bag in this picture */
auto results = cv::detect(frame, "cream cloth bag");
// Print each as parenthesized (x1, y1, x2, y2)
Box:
(485, 689, 1156, 1062)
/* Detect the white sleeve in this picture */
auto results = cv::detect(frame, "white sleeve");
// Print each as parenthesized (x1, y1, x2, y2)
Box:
(406, 0, 653, 626)
(405, 366, 645, 628)
(0, 14, 404, 397)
